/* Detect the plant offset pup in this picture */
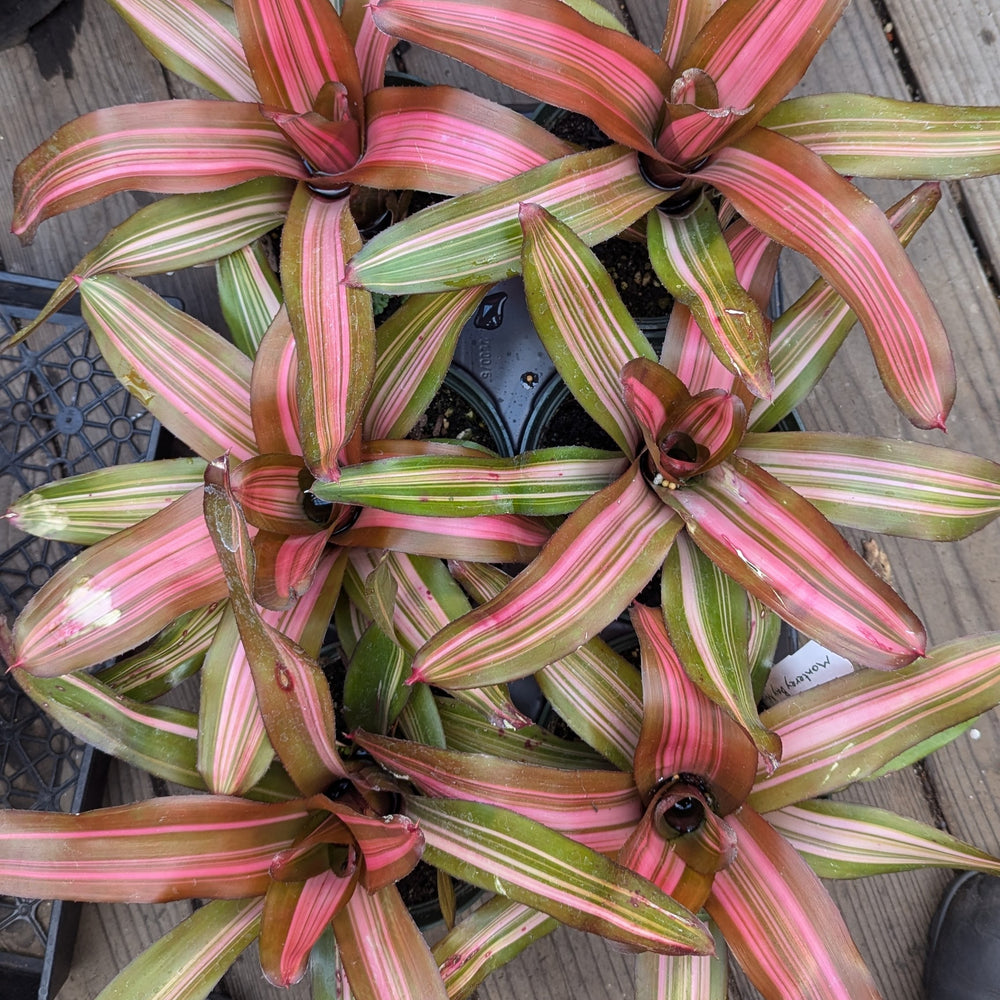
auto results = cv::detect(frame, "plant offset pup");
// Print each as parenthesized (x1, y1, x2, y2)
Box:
(4, 1, 1000, 999)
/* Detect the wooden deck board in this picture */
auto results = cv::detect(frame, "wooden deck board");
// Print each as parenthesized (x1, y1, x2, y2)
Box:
(2, 1, 1000, 998)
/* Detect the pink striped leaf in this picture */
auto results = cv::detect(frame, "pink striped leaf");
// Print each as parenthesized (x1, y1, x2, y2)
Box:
(749, 182, 941, 430)
(354, 730, 641, 854)
(698, 128, 955, 430)
(261, 870, 358, 987)
(661, 534, 782, 767)
(203, 458, 349, 794)
(681, 0, 849, 134)
(751, 633, 1000, 813)
(79, 275, 256, 462)
(621, 358, 747, 486)
(313, 448, 627, 516)
(198, 607, 275, 796)
(0, 795, 312, 902)
(635, 923, 728, 1000)
(631, 602, 758, 815)
(339, 507, 548, 563)
(706, 807, 882, 1000)
(519, 201, 654, 456)
(11, 487, 228, 676)
(313, 797, 424, 891)
(660, 0, 726, 66)
(252, 527, 342, 611)
(353, 0, 397, 94)
(365, 288, 486, 439)
(234, 0, 362, 116)
(263, 109, 361, 175)
(409, 464, 681, 689)
(97, 602, 225, 702)
(765, 94, 1000, 179)
(665, 456, 926, 668)
(8, 178, 292, 346)
(282, 186, 374, 481)
(648, 197, 771, 397)
(353, 86, 573, 195)
(767, 799, 1000, 879)
(432, 895, 557, 1000)
(12, 101, 307, 241)
(406, 796, 713, 955)
(6, 457, 206, 545)
(346, 146, 667, 293)
(217, 242, 283, 358)
(106, 0, 257, 101)
(333, 885, 449, 1000)
(737, 432, 1000, 541)
(229, 454, 318, 535)
(250, 308, 300, 456)
(618, 784, 735, 913)
(449, 559, 643, 771)
(369, 0, 669, 153)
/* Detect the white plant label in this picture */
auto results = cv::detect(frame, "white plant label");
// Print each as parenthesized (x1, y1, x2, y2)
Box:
(762, 640, 854, 706)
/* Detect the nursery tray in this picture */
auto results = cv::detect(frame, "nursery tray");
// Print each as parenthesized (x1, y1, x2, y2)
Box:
(0, 271, 163, 1000)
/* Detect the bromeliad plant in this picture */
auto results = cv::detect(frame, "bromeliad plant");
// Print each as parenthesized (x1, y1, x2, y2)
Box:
(351, 0, 1000, 431)
(5, 0, 1000, 999)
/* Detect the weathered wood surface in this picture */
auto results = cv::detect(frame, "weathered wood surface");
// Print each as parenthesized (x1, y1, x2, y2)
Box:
(1, 1, 999, 998)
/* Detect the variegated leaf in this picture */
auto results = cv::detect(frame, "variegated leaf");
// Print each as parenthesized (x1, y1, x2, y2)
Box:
(520, 201, 654, 456)
(407, 796, 713, 955)
(665, 456, 926, 668)
(409, 464, 681, 689)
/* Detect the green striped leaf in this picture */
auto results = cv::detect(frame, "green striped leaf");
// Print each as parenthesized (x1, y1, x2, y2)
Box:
(520, 202, 655, 456)
(766, 799, 1000, 879)
(7, 458, 206, 545)
(406, 797, 713, 956)
(313, 448, 627, 516)
(346, 145, 667, 294)
(738, 432, 1000, 541)
(449, 559, 643, 771)
(661, 534, 781, 766)
(751, 633, 1000, 812)
(93, 897, 263, 1000)
(217, 241, 283, 358)
(765, 94, 1000, 179)
(365, 288, 487, 440)
(432, 896, 556, 1000)
(635, 922, 728, 1000)
(106, 0, 257, 101)
(97, 603, 225, 702)
(79, 275, 256, 462)
(648, 196, 770, 398)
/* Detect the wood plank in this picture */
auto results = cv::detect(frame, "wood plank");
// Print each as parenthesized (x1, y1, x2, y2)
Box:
(886, 0, 1000, 273)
